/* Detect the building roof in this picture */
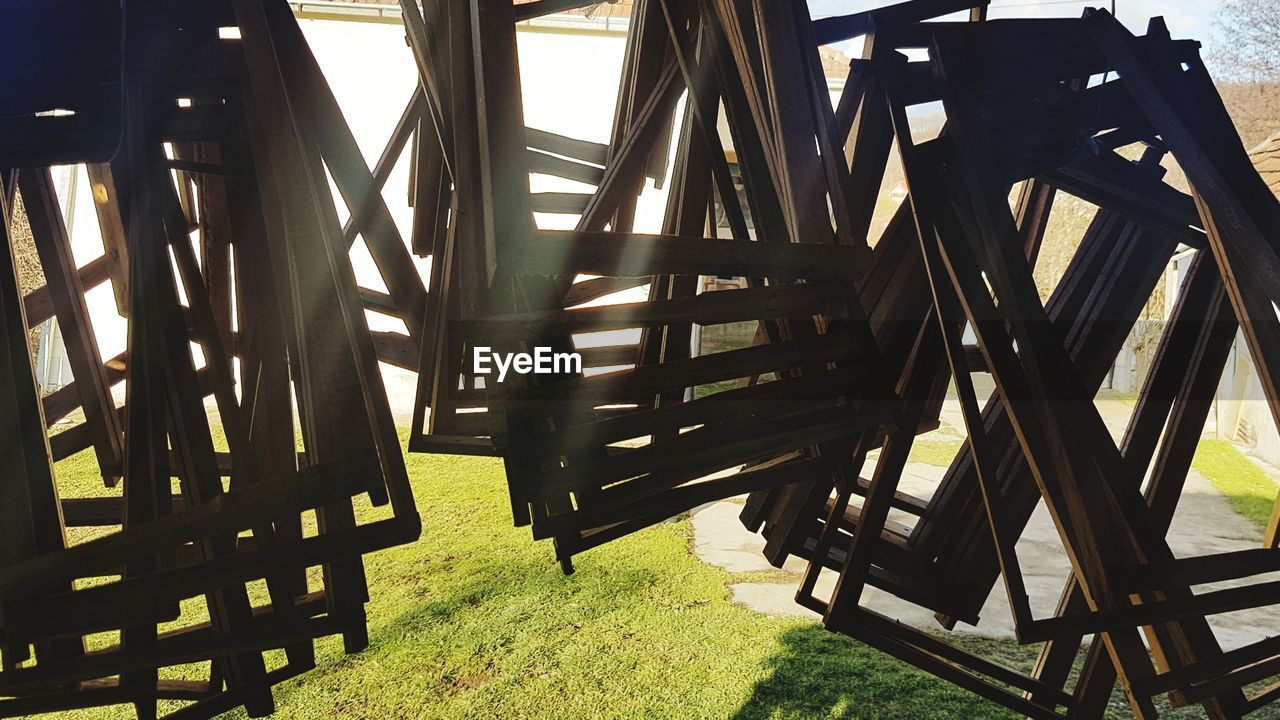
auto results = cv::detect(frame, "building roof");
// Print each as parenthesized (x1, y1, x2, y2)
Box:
(341, 0, 633, 14)
(1252, 132, 1280, 197)
(514, 0, 634, 19)
(818, 46, 852, 77)
(332, 0, 852, 78)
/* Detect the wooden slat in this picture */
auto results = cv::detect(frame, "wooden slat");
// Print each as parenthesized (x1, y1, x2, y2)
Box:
(519, 229, 867, 280)
(20, 168, 125, 482)
(471, 281, 842, 340)
(811, 0, 990, 44)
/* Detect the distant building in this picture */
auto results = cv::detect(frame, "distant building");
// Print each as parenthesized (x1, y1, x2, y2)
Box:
(1211, 132, 1280, 463)
(1253, 132, 1280, 192)
(30, 167, 80, 396)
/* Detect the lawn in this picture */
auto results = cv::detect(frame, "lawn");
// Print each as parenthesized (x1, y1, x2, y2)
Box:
(43, 435, 1280, 719)
(1193, 439, 1280, 531)
(47, 438, 1019, 720)
(907, 438, 964, 468)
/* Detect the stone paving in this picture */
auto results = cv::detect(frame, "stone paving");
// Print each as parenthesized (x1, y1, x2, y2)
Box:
(692, 392, 1280, 651)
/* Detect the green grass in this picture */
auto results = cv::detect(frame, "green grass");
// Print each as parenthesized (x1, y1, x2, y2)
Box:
(45, 435, 1280, 719)
(1193, 439, 1280, 531)
(694, 378, 750, 399)
(693, 321, 758, 399)
(1096, 389, 1139, 407)
(47, 439, 1020, 720)
(908, 438, 964, 468)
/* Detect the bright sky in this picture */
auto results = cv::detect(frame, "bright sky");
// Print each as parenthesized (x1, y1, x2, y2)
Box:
(807, 0, 1224, 61)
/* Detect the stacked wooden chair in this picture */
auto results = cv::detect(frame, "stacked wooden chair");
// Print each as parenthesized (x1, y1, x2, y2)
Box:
(783, 4, 1280, 719)
(409, 0, 1280, 717)
(0, 1, 421, 717)
(403, 0, 683, 457)
(404, 0, 913, 572)
(10, 0, 1280, 717)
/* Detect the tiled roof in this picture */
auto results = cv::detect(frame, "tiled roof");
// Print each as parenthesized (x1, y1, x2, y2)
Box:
(818, 45, 852, 77)
(339, 0, 634, 16)
(514, 0, 634, 19)
(1252, 132, 1280, 197)
(341, 0, 851, 77)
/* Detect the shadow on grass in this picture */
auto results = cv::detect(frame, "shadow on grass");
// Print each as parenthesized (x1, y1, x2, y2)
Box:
(732, 626, 1023, 720)
(734, 627, 1280, 720)
(731, 626, 871, 720)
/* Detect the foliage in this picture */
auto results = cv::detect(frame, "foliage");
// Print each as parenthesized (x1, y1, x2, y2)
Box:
(1211, 0, 1280, 85)
(10, 191, 46, 360)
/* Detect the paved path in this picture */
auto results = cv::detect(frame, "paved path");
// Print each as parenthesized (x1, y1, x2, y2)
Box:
(693, 394, 1280, 650)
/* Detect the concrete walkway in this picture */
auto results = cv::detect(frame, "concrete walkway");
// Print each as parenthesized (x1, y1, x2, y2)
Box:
(692, 393, 1280, 651)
